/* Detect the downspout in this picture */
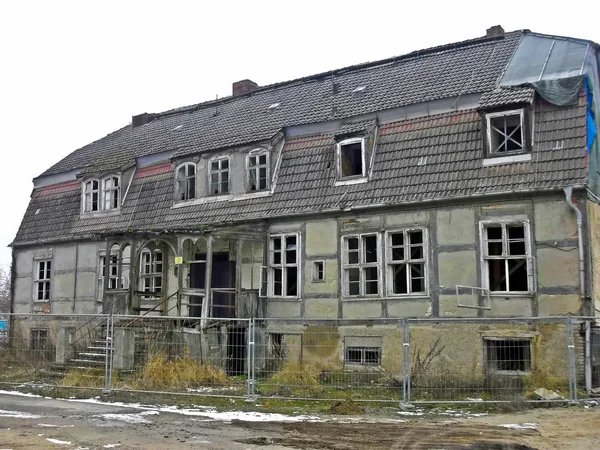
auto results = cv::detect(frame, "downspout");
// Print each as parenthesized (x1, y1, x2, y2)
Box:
(72, 242, 79, 312)
(564, 186, 591, 392)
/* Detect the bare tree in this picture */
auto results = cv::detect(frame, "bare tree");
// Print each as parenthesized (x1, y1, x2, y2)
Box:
(0, 265, 11, 314)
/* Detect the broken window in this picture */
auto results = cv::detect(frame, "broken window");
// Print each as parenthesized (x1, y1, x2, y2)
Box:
(210, 156, 230, 195)
(139, 249, 163, 298)
(97, 254, 105, 301)
(312, 261, 325, 282)
(345, 346, 381, 366)
(486, 110, 525, 154)
(102, 176, 120, 210)
(83, 179, 100, 212)
(269, 234, 299, 297)
(343, 234, 379, 297)
(387, 229, 427, 295)
(176, 163, 196, 201)
(337, 138, 366, 179)
(34, 259, 52, 301)
(247, 150, 269, 191)
(482, 222, 532, 293)
(107, 243, 131, 291)
(30, 328, 49, 357)
(484, 338, 532, 374)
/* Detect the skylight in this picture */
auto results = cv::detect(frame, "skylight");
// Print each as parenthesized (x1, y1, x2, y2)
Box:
(353, 85, 367, 93)
(171, 124, 183, 132)
(268, 103, 280, 110)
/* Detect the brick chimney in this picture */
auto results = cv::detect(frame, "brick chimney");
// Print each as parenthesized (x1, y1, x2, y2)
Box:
(232, 79, 259, 96)
(486, 25, 504, 37)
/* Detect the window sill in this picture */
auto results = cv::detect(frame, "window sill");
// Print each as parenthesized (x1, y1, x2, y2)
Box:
(482, 153, 531, 166)
(486, 370, 532, 376)
(33, 300, 50, 303)
(173, 190, 271, 208)
(267, 296, 301, 302)
(342, 295, 429, 302)
(334, 177, 368, 187)
(488, 292, 534, 298)
(80, 209, 121, 219)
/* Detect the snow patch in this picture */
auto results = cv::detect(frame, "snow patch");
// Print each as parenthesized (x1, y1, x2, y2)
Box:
(0, 390, 42, 398)
(97, 411, 159, 424)
(103, 445, 121, 449)
(46, 438, 72, 445)
(38, 424, 75, 428)
(501, 423, 539, 430)
(0, 409, 41, 419)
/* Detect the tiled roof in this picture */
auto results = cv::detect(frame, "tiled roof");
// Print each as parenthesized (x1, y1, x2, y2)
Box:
(478, 86, 536, 109)
(14, 95, 588, 245)
(38, 31, 523, 178)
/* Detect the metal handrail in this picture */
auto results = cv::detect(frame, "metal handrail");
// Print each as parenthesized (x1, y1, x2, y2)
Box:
(72, 292, 129, 346)
(123, 290, 179, 328)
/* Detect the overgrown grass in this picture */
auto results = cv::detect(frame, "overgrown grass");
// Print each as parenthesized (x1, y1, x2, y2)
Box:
(269, 362, 321, 386)
(62, 368, 105, 388)
(135, 351, 229, 389)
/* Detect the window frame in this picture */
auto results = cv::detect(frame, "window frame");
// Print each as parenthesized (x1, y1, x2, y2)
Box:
(30, 328, 49, 351)
(268, 233, 301, 299)
(385, 228, 429, 297)
(246, 149, 270, 192)
(97, 253, 106, 302)
(208, 155, 231, 196)
(312, 260, 325, 283)
(102, 175, 121, 211)
(485, 109, 528, 157)
(479, 220, 534, 295)
(139, 248, 164, 298)
(341, 233, 381, 298)
(483, 336, 533, 375)
(344, 346, 382, 367)
(175, 162, 197, 201)
(34, 259, 52, 302)
(82, 178, 100, 213)
(106, 243, 131, 291)
(336, 137, 367, 182)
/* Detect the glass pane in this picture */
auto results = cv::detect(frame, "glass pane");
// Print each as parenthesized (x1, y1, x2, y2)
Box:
(391, 233, 404, 247)
(211, 161, 219, 171)
(364, 266, 378, 282)
(410, 245, 423, 260)
(542, 39, 588, 79)
(488, 242, 503, 256)
(508, 259, 528, 291)
(272, 237, 281, 250)
(273, 252, 281, 265)
(486, 226, 502, 240)
(259, 154, 267, 165)
(222, 171, 229, 183)
(249, 170, 257, 190)
(273, 268, 282, 296)
(508, 225, 525, 240)
(188, 178, 196, 198)
(363, 236, 378, 263)
(509, 241, 526, 256)
(340, 142, 363, 177)
(248, 156, 256, 167)
(392, 264, 407, 294)
(187, 164, 195, 176)
(500, 35, 554, 85)
(286, 268, 297, 296)
(365, 281, 378, 295)
(38, 262, 45, 280)
(286, 250, 296, 264)
(222, 181, 229, 193)
(409, 230, 423, 244)
(488, 260, 507, 291)
(347, 237, 359, 250)
(410, 263, 425, 293)
(392, 247, 405, 261)
(348, 250, 359, 265)
(286, 236, 296, 250)
(222, 159, 229, 169)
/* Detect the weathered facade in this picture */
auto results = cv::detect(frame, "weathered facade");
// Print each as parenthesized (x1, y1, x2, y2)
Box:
(9, 27, 600, 387)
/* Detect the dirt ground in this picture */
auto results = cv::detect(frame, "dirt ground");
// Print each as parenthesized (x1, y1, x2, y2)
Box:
(0, 393, 599, 449)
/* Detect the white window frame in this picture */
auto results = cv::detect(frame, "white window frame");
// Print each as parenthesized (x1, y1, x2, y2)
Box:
(336, 137, 367, 184)
(107, 243, 131, 291)
(34, 259, 52, 302)
(246, 149, 270, 192)
(312, 260, 325, 283)
(208, 155, 231, 195)
(102, 175, 121, 210)
(175, 162, 197, 201)
(344, 345, 382, 367)
(479, 220, 535, 295)
(139, 249, 164, 298)
(486, 109, 526, 156)
(341, 233, 381, 298)
(97, 253, 106, 302)
(385, 228, 429, 297)
(268, 233, 301, 298)
(82, 179, 100, 213)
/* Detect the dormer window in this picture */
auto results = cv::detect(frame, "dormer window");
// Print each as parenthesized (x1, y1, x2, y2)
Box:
(210, 156, 230, 195)
(247, 149, 269, 191)
(175, 162, 196, 201)
(102, 176, 120, 210)
(336, 138, 367, 183)
(486, 109, 526, 155)
(83, 179, 100, 212)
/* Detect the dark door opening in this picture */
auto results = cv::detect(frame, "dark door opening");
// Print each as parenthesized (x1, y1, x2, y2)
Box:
(189, 252, 235, 318)
(227, 326, 247, 376)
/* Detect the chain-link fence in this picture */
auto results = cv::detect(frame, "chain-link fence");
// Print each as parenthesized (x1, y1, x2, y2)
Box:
(0, 313, 594, 404)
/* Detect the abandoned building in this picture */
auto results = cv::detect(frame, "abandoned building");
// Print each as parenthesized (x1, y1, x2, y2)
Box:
(8, 26, 600, 389)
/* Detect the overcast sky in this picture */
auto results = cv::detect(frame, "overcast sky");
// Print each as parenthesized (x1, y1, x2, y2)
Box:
(0, 1, 598, 267)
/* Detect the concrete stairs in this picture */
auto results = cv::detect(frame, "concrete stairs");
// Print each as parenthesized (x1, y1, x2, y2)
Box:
(69, 336, 113, 370)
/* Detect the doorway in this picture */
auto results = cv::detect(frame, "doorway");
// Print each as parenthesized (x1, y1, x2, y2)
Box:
(189, 252, 235, 318)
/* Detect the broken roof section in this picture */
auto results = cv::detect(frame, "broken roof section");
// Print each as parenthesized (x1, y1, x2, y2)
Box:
(500, 33, 597, 86)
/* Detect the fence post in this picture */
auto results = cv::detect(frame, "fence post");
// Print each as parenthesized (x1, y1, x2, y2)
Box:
(103, 314, 114, 395)
(567, 315, 578, 401)
(401, 318, 411, 406)
(246, 318, 256, 401)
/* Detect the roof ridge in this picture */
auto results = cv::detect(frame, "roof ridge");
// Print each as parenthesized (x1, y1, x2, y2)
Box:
(151, 30, 526, 120)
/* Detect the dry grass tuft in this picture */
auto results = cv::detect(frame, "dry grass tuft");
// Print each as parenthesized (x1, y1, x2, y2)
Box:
(269, 362, 321, 386)
(62, 368, 105, 387)
(139, 351, 228, 389)
(328, 399, 365, 415)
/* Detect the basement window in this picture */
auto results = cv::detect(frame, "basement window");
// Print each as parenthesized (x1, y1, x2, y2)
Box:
(312, 261, 325, 282)
(486, 109, 526, 155)
(481, 221, 533, 293)
(484, 338, 532, 374)
(342, 234, 379, 297)
(337, 138, 366, 181)
(30, 328, 48, 351)
(210, 156, 230, 195)
(386, 229, 428, 296)
(345, 347, 381, 366)
(175, 162, 197, 201)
